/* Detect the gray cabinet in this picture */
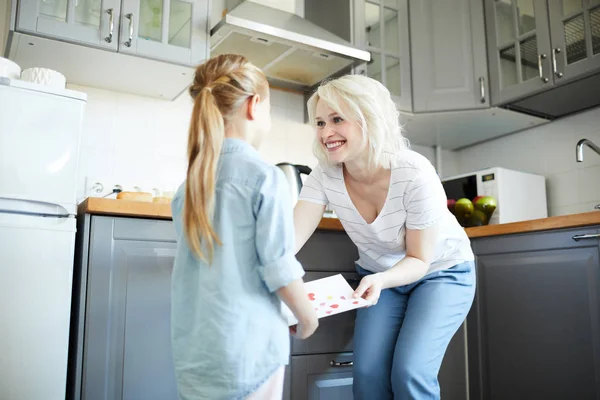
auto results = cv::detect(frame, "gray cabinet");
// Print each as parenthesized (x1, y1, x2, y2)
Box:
(468, 226, 600, 399)
(70, 215, 178, 400)
(291, 353, 355, 400)
(354, 0, 412, 111)
(547, 0, 600, 83)
(410, 0, 490, 112)
(485, 0, 600, 105)
(14, 0, 209, 66)
(16, 0, 121, 50)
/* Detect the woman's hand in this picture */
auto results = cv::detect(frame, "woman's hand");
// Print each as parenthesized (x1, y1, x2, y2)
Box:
(353, 273, 385, 306)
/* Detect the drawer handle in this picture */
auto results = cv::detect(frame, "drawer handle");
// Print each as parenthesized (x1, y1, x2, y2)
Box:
(124, 13, 134, 47)
(104, 8, 114, 43)
(572, 233, 600, 241)
(330, 360, 353, 367)
(538, 53, 549, 83)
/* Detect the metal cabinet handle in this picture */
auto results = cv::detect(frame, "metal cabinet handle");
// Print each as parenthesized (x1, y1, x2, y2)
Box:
(104, 8, 114, 43)
(330, 360, 353, 367)
(552, 48, 563, 78)
(124, 13, 134, 47)
(538, 53, 549, 83)
(479, 76, 485, 103)
(572, 233, 600, 241)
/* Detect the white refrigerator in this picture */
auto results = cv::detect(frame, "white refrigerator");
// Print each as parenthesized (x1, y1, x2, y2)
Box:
(0, 77, 86, 400)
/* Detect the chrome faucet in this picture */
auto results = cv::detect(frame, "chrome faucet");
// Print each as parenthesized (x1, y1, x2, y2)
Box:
(576, 138, 600, 162)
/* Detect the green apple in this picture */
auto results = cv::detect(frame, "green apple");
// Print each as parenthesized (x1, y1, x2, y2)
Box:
(474, 196, 497, 218)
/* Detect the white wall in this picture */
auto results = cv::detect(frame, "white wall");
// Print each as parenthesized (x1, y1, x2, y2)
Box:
(451, 106, 600, 216)
(72, 84, 317, 201)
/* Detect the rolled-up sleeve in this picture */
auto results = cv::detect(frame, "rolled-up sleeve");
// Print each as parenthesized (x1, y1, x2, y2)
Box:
(254, 167, 305, 292)
(404, 164, 446, 230)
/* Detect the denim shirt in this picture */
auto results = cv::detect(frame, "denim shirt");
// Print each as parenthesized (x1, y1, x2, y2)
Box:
(170, 138, 305, 400)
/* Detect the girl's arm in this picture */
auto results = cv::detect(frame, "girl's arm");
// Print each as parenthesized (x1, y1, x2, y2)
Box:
(277, 279, 318, 339)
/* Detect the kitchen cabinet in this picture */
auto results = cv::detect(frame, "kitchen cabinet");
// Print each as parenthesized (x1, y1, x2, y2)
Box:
(485, 0, 600, 105)
(354, 0, 412, 111)
(410, 0, 490, 111)
(14, 0, 209, 66)
(69, 215, 179, 400)
(467, 226, 600, 400)
(291, 353, 355, 400)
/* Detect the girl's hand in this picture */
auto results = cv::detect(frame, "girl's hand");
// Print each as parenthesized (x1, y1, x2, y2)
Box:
(353, 274, 384, 306)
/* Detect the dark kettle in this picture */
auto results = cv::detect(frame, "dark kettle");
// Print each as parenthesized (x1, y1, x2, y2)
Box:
(276, 163, 312, 205)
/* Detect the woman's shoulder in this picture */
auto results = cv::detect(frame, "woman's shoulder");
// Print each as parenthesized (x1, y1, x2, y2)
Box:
(392, 149, 436, 176)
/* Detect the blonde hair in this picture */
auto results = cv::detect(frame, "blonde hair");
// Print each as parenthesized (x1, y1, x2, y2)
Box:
(184, 54, 268, 261)
(307, 74, 409, 170)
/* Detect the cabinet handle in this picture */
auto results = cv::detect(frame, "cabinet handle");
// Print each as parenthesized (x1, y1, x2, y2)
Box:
(552, 48, 563, 78)
(538, 53, 549, 83)
(104, 8, 114, 43)
(572, 233, 600, 241)
(125, 13, 134, 47)
(479, 76, 485, 103)
(330, 360, 353, 367)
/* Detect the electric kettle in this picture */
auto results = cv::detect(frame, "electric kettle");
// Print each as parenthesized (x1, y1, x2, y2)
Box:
(276, 163, 312, 206)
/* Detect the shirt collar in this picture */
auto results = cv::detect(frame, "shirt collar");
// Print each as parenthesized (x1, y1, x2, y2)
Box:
(221, 138, 260, 157)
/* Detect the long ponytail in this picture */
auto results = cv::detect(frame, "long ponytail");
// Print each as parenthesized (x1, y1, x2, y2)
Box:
(182, 55, 268, 262)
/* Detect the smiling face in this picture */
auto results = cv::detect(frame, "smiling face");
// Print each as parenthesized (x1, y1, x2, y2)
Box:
(314, 98, 364, 165)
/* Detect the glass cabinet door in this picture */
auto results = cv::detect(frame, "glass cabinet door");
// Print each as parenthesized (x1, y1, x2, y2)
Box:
(547, 0, 600, 82)
(119, 0, 209, 66)
(484, 0, 553, 104)
(16, 0, 120, 50)
(357, 0, 412, 112)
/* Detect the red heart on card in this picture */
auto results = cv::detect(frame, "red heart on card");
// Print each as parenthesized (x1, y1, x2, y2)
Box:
(320, 302, 326, 306)
(340, 296, 346, 300)
(326, 311, 332, 314)
(308, 293, 316, 301)
(352, 301, 359, 305)
(330, 304, 339, 309)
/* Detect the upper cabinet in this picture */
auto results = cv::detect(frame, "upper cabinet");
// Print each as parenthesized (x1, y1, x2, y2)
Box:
(547, 0, 600, 82)
(409, 0, 489, 112)
(118, 0, 207, 65)
(351, 0, 492, 113)
(16, 0, 121, 50)
(15, 0, 209, 66)
(485, 0, 600, 105)
(355, 0, 412, 111)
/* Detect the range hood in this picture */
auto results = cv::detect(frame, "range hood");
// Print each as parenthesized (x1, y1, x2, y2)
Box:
(210, 1, 370, 90)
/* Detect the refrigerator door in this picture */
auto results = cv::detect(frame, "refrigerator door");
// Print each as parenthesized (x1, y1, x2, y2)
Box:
(0, 79, 86, 214)
(0, 212, 76, 400)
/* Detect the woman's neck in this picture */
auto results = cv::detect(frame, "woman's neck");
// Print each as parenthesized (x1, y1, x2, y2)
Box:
(343, 159, 388, 184)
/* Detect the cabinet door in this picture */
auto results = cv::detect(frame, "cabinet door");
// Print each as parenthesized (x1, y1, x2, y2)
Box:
(16, 0, 120, 50)
(354, 0, 412, 112)
(485, 0, 554, 104)
(119, 0, 209, 65)
(468, 228, 600, 400)
(291, 353, 354, 400)
(547, 0, 600, 82)
(438, 322, 469, 400)
(82, 216, 178, 400)
(410, 0, 489, 112)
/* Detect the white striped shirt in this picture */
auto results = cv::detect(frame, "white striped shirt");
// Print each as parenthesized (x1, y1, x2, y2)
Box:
(299, 150, 474, 275)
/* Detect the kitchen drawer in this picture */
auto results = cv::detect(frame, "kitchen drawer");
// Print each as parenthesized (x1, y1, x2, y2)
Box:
(291, 271, 360, 355)
(297, 230, 358, 273)
(291, 353, 354, 400)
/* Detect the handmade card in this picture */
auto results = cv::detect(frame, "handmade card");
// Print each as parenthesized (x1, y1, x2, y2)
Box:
(282, 274, 371, 326)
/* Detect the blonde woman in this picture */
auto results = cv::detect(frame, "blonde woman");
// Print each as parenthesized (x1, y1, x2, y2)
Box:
(294, 75, 475, 399)
(170, 54, 318, 400)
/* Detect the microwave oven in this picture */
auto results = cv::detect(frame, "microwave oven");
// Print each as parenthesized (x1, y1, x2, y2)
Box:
(441, 167, 548, 225)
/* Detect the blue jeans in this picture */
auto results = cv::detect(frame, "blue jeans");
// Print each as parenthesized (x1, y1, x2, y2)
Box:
(352, 261, 476, 400)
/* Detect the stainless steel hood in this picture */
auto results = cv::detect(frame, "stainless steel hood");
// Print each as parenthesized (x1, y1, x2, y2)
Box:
(210, 1, 370, 90)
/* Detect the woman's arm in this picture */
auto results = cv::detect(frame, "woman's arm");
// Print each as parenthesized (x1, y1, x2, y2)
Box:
(293, 200, 326, 254)
(353, 223, 439, 304)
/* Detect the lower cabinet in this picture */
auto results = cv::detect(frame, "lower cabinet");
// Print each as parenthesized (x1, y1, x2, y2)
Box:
(290, 353, 355, 400)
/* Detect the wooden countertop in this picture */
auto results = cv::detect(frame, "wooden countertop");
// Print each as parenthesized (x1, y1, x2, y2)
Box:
(79, 198, 600, 237)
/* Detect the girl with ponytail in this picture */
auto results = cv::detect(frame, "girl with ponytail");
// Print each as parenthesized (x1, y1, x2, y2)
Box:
(170, 54, 318, 400)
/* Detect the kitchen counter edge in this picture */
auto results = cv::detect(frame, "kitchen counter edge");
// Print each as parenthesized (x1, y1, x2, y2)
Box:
(79, 198, 600, 237)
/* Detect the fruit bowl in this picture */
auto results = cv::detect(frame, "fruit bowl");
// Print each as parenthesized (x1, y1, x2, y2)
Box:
(447, 196, 497, 228)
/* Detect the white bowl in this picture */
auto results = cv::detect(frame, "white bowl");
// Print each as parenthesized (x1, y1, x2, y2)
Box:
(21, 67, 66, 88)
(0, 57, 22, 79)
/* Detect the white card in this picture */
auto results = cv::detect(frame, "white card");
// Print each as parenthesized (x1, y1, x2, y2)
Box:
(282, 274, 371, 326)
